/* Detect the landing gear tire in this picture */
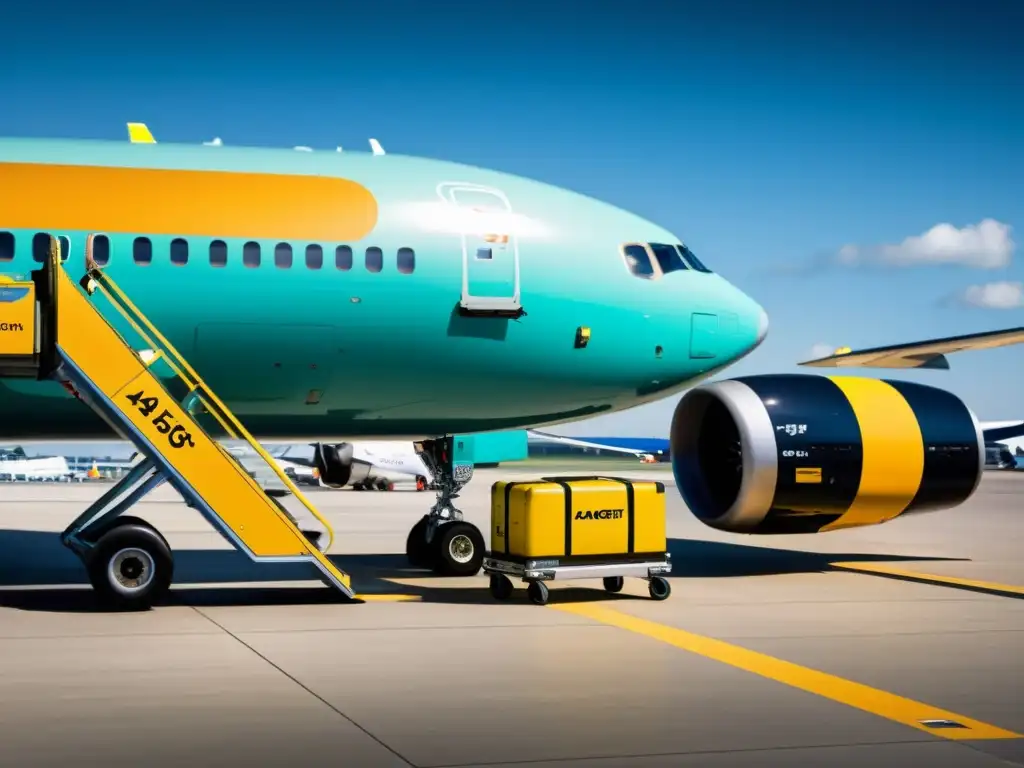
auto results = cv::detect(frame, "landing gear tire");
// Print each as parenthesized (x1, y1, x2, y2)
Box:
(603, 576, 624, 594)
(527, 581, 549, 606)
(84, 519, 174, 611)
(489, 573, 514, 600)
(406, 515, 434, 569)
(432, 521, 485, 577)
(648, 577, 671, 601)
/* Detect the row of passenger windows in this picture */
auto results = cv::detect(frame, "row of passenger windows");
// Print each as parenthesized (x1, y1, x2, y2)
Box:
(0, 231, 416, 274)
(622, 242, 712, 279)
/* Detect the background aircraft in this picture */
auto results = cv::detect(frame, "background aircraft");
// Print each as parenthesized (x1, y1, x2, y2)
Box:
(133, 440, 436, 491)
(0, 446, 75, 481)
(269, 441, 434, 491)
(527, 430, 669, 463)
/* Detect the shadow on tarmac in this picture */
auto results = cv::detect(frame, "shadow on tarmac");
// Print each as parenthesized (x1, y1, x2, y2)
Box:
(0, 528, 971, 613)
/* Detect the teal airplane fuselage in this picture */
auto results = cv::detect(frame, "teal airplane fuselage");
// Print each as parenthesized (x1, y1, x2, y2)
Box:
(0, 135, 767, 441)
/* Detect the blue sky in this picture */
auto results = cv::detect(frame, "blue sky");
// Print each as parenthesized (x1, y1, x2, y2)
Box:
(1, 0, 1022, 452)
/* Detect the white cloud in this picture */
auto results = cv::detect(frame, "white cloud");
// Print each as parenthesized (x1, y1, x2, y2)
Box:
(808, 342, 835, 359)
(837, 219, 1014, 269)
(957, 281, 1024, 309)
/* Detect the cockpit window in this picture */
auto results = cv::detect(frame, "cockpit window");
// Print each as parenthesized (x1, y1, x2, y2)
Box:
(622, 244, 656, 279)
(649, 243, 690, 275)
(676, 243, 712, 273)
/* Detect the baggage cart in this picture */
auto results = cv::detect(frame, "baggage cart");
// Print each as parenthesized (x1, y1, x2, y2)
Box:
(483, 475, 672, 605)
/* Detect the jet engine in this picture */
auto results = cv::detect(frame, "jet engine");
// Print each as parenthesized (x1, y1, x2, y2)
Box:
(313, 442, 371, 488)
(670, 374, 985, 534)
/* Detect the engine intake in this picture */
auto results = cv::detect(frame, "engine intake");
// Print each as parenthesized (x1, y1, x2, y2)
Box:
(670, 374, 985, 534)
(313, 442, 355, 488)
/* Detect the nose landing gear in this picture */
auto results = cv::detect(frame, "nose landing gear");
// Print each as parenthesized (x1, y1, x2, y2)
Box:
(405, 437, 484, 577)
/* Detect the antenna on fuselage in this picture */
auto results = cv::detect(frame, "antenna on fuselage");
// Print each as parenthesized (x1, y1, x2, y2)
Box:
(369, 138, 385, 156)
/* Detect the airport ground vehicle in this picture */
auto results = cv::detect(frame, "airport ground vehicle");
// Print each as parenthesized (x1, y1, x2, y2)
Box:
(0, 241, 348, 609)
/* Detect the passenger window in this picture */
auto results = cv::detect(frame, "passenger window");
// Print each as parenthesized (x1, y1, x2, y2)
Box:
(275, 242, 292, 269)
(622, 244, 655, 279)
(306, 244, 323, 270)
(476, 247, 493, 260)
(335, 245, 352, 271)
(243, 241, 261, 268)
(0, 231, 12, 262)
(92, 235, 110, 266)
(133, 237, 152, 265)
(649, 243, 688, 275)
(32, 232, 54, 262)
(397, 247, 415, 274)
(170, 238, 188, 266)
(209, 240, 228, 267)
(365, 246, 382, 273)
(676, 244, 712, 273)
(34, 233, 70, 262)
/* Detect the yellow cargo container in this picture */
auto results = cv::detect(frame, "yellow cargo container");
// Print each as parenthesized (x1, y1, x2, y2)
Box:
(483, 476, 671, 605)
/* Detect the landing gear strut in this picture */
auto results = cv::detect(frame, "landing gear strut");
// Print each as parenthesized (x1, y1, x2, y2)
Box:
(405, 436, 483, 576)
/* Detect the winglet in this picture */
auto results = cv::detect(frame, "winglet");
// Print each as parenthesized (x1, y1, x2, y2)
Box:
(127, 122, 156, 144)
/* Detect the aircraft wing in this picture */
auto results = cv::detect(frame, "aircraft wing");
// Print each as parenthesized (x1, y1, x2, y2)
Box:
(981, 420, 1024, 442)
(527, 430, 656, 457)
(799, 326, 1024, 370)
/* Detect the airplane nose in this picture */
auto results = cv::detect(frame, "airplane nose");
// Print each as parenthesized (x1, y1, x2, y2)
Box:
(756, 307, 769, 345)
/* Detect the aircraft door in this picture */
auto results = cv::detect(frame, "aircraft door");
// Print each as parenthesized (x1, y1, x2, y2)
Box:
(689, 312, 719, 360)
(437, 182, 523, 318)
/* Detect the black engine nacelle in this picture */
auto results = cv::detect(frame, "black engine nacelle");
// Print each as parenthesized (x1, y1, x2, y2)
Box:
(670, 374, 985, 534)
(313, 442, 357, 488)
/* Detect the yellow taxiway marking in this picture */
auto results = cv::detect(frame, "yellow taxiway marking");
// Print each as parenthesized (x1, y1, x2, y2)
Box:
(354, 593, 421, 602)
(830, 562, 1024, 596)
(552, 602, 1021, 741)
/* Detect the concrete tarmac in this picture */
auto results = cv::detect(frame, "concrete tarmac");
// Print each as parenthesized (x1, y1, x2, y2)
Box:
(0, 468, 1022, 767)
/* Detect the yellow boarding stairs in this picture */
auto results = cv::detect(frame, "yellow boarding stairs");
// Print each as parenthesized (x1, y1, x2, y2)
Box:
(0, 236, 355, 609)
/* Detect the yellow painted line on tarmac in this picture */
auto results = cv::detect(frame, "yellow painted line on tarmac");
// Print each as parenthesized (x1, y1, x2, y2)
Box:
(830, 562, 1024, 597)
(354, 593, 421, 602)
(551, 601, 1021, 741)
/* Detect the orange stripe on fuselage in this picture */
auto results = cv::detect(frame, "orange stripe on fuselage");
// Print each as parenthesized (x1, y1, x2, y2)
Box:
(0, 162, 378, 242)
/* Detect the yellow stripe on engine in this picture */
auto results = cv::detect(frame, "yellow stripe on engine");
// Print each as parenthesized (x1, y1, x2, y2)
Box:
(822, 376, 924, 531)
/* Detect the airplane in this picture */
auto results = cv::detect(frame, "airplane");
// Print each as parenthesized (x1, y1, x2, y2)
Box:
(0, 446, 75, 481)
(984, 442, 1017, 470)
(0, 121, 1020, 587)
(527, 430, 670, 462)
(138, 440, 433, 490)
(270, 441, 435, 491)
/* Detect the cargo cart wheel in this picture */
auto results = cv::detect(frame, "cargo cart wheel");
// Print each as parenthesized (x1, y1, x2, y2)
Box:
(603, 576, 624, 594)
(648, 577, 671, 601)
(85, 521, 174, 611)
(406, 515, 434, 568)
(489, 574, 514, 600)
(433, 521, 485, 577)
(527, 581, 549, 606)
